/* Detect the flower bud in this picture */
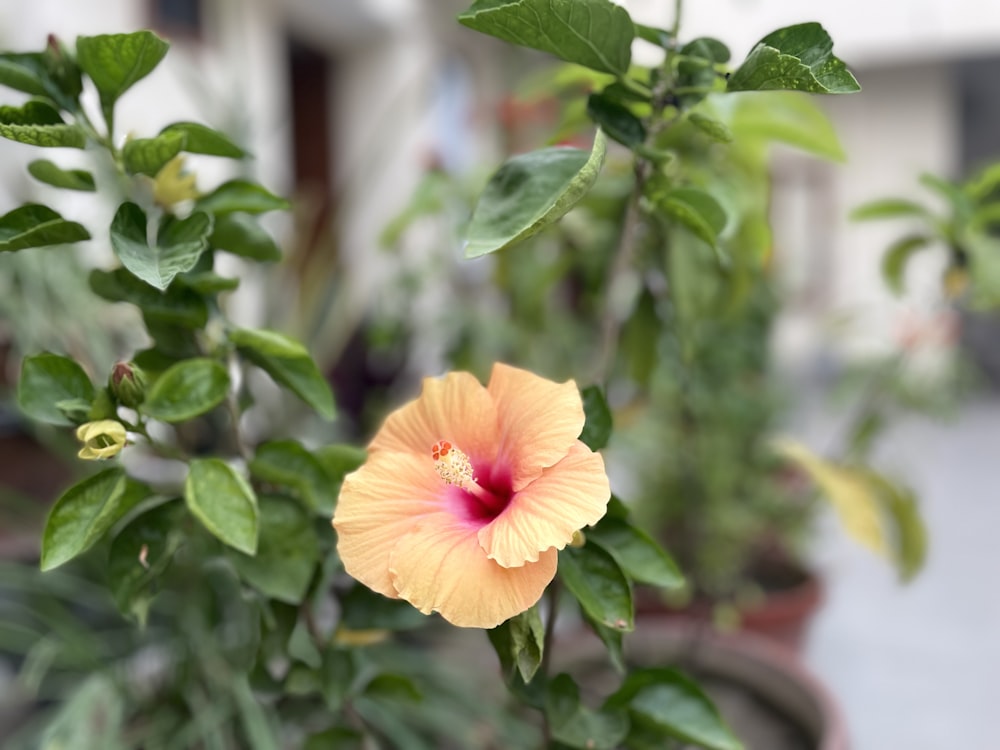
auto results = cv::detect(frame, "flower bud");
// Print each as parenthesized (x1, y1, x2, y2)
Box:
(75, 420, 127, 461)
(109, 361, 147, 408)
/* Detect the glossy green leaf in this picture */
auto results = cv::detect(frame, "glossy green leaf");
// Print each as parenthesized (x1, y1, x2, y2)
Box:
(881, 235, 933, 294)
(688, 112, 733, 143)
(458, 0, 634, 75)
(728, 22, 860, 94)
(465, 130, 606, 258)
(142, 358, 229, 423)
(579, 385, 612, 451)
(0, 99, 86, 148)
(122, 130, 185, 176)
(559, 544, 633, 631)
(338, 584, 428, 631)
(107, 501, 183, 625)
(185, 459, 259, 554)
(89, 267, 208, 327)
(605, 668, 742, 750)
(682, 37, 731, 64)
(661, 187, 727, 248)
(162, 120, 246, 158)
(210, 213, 281, 261)
(487, 606, 545, 684)
(584, 612, 625, 673)
(546, 673, 629, 749)
(587, 93, 645, 148)
(110, 202, 213, 290)
(249, 440, 336, 515)
(18, 352, 95, 426)
(41, 470, 150, 571)
(0, 52, 63, 99)
(27, 159, 96, 191)
(195, 179, 290, 215)
(229, 495, 319, 604)
(76, 31, 169, 120)
(587, 517, 684, 589)
(0, 203, 90, 252)
(229, 328, 335, 419)
(176, 271, 240, 295)
(731, 91, 846, 161)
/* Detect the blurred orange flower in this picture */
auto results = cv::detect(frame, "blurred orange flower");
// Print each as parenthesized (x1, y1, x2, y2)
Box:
(332, 363, 610, 628)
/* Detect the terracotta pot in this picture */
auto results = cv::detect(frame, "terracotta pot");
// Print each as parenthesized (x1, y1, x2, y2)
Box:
(559, 619, 849, 750)
(636, 564, 824, 653)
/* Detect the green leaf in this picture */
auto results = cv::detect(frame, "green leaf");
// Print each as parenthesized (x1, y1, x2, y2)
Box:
(850, 198, 931, 222)
(0, 203, 90, 252)
(122, 130, 185, 176)
(660, 187, 727, 248)
(546, 673, 629, 749)
(465, 130, 607, 258)
(304, 728, 364, 750)
(89, 267, 209, 328)
(195, 179, 290, 215)
(606, 668, 742, 750)
(559, 544, 633, 631)
(249, 440, 336, 515)
(176, 271, 240, 295)
(487, 607, 545, 684)
(110, 202, 213, 290)
(210, 213, 282, 261)
(919, 172, 972, 219)
(40, 674, 126, 750)
(681, 37, 731, 64)
(688, 112, 733, 143)
(18, 352, 96, 426)
(730, 91, 846, 161)
(0, 52, 60, 99)
(162, 121, 246, 158)
(107, 501, 183, 625)
(0, 99, 86, 148)
(727, 22, 860, 94)
(586, 517, 684, 589)
(228, 495, 319, 604)
(229, 328, 335, 419)
(41, 469, 148, 571)
(880, 235, 933, 294)
(579, 385, 612, 451)
(27, 159, 96, 191)
(458, 0, 634, 75)
(76, 31, 169, 121)
(587, 93, 645, 148)
(142, 357, 229, 423)
(338, 584, 428, 631)
(233, 674, 281, 750)
(583, 612, 625, 673)
(859, 471, 927, 581)
(185, 459, 259, 554)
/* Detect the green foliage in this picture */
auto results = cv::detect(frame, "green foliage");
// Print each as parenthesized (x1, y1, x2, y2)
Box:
(464, 129, 607, 257)
(458, 0, 634, 75)
(579, 384, 612, 450)
(40, 471, 148, 571)
(0, 203, 89, 252)
(110, 202, 213, 290)
(76, 31, 169, 128)
(184, 459, 259, 554)
(546, 673, 629, 749)
(142, 357, 230, 422)
(17, 352, 96, 425)
(488, 607, 546, 684)
(559, 543, 633, 631)
(249, 440, 337, 514)
(121, 131, 185, 175)
(229, 328, 336, 418)
(728, 23, 860, 94)
(27, 159, 96, 190)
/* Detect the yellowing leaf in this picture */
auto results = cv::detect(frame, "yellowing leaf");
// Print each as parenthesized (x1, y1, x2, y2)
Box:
(153, 155, 198, 208)
(773, 439, 888, 557)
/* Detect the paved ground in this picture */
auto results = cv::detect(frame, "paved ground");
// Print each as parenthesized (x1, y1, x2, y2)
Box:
(801, 397, 1000, 750)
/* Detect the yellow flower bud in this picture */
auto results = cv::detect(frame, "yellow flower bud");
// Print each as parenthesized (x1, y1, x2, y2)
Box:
(153, 155, 199, 209)
(75, 420, 127, 461)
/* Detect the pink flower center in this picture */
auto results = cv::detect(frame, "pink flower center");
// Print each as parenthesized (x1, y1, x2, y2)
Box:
(432, 440, 512, 523)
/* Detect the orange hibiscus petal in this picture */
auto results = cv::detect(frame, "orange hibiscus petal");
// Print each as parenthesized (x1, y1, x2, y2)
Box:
(487, 363, 586, 491)
(368, 371, 499, 464)
(478, 441, 611, 568)
(389, 512, 557, 628)
(333, 452, 446, 598)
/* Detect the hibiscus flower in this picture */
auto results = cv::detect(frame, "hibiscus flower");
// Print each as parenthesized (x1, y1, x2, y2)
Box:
(332, 363, 610, 628)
